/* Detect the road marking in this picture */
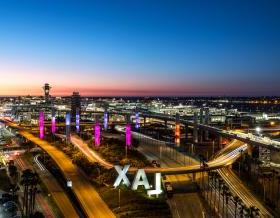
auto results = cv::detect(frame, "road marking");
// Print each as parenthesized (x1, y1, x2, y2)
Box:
(34, 154, 46, 171)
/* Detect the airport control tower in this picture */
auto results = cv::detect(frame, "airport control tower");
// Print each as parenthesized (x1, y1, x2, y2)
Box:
(43, 83, 51, 102)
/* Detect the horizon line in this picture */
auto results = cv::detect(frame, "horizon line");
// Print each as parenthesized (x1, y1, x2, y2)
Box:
(0, 94, 279, 98)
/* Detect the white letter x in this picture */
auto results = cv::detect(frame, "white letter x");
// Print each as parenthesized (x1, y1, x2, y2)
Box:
(113, 165, 130, 188)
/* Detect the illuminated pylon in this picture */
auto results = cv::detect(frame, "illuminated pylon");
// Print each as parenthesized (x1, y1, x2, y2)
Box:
(51, 109, 56, 134)
(65, 112, 71, 141)
(39, 111, 44, 139)
(175, 113, 180, 145)
(135, 112, 140, 129)
(76, 108, 80, 133)
(94, 122, 101, 146)
(104, 111, 108, 131)
(126, 123, 132, 149)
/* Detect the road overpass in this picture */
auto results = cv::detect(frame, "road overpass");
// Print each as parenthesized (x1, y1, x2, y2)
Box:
(11, 110, 280, 151)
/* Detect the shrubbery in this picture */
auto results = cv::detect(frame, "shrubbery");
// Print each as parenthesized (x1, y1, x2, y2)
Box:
(91, 137, 151, 168)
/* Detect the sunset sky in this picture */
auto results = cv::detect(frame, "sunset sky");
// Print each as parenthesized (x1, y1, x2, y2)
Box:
(0, 0, 279, 96)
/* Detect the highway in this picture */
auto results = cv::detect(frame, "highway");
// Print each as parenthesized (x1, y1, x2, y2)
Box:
(1, 118, 273, 217)
(136, 132, 272, 217)
(70, 131, 246, 175)
(32, 154, 79, 218)
(2, 120, 116, 218)
(71, 127, 273, 217)
(115, 126, 247, 174)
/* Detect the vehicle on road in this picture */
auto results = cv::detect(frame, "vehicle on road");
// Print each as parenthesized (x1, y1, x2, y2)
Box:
(151, 160, 160, 168)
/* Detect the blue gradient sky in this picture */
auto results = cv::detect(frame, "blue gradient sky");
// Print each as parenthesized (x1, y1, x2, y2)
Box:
(0, 0, 279, 96)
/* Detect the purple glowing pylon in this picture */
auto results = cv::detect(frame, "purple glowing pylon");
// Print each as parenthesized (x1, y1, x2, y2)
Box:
(65, 112, 71, 141)
(135, 112, 140, 129)
(125, 123, 132, 149)
(94, 122, 101, 146)
(104, 111, 108, 130)
(76, 108, 80, 133)
(39, 111, 44, 139)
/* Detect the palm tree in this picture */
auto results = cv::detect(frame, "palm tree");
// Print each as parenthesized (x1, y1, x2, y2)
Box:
(20, 169, 39, 217)
(29, 172, 39, 215)
(217, 178, 223, 214)
(225, 190, 232, 218)
(277, 176, 280, 210)
(238, 202, 246, 218)
(232, 195, 241, 218)
(208, 171, 214, 209)
(266, 173, 273, 203)
(205, 170, 209, 202)
(222, 184, 229, 217)
(248, 206, 260, 218)
(270, 169, 278, 203)
(244, 207, 250, 218)
(212, 172, 219, 214)
(20, 169, 33, 217)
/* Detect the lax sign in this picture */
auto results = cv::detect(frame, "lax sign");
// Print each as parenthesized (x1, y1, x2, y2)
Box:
(113, 165, 162, 197)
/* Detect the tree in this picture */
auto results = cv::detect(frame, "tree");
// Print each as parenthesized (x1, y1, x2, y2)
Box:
(225, 190, 232, 218)
(31, 211, 44, 218)
(20, 169, 40, 217)
(217, 178, 223, 214)
(29, 172, 39, 215)
(238, 202, 246, 218)
(221, 184, 229, 217)
(232, 195, 241, 218)
(270, 169, 278, 204)
(208, 171, 214, 210)
(213, 172, 218, 214)
(277, 176, 280, 210)
(8, 165, 18, 182)
(20, 169, 33, 217)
